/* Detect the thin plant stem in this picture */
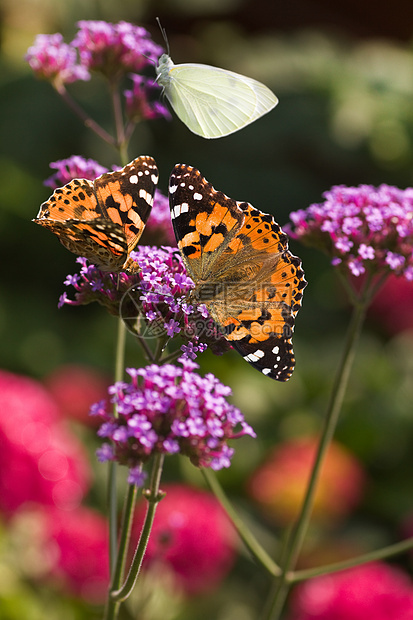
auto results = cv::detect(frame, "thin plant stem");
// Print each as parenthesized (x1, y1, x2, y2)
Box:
(55, 84, 116, 146)
(202, 469, 281, 577)
(110, 81, 129, 164)
(104, 484, 138, 620)
(110, 453, 165, 602)
(289, 536, 413, 583)
(263, 296, 369, 620)
(108, 318, 128, 571)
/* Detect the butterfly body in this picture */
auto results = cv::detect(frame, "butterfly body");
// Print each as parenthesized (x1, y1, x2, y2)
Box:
(34, 156, 159, 272)
(169, 164, 306, 381)
(156, 54, 278, 139)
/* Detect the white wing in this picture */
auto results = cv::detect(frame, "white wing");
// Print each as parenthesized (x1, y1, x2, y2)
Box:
(156, 56, 278, 139)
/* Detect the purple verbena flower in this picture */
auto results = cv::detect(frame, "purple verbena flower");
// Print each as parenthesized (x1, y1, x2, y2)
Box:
(72, 20, 163, 80)
(287, 184, 413, 281)
(92, 360, 255, 471)
(44, 155, 109, 189)
(127, 467, 147, 487)
(59, 247, 230, 359)
(25, 33, 90, 86)
(124, 74, 171, 123)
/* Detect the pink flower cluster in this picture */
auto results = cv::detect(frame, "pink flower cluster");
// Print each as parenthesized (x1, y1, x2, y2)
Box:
(288, 562, 413, 620)
(26, 21, 170, 121)
(0, 369, 108, 602)
(30, 505, 110, 602)
(72, 20, 162, 78)
(0, 370, 91, 516)
(133, 484, 237, 595)
(288, 184, 413, 280)
(25, 33, 89, 86)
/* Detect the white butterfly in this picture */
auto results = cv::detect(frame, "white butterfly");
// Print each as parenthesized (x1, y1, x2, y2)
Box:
(155, 54, 278, 139)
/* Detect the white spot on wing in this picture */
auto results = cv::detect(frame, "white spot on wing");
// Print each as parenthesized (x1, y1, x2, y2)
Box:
(169, 184, 178, 194)
(139, 189, 153, 204)
(129, 174, 138, 184)
(244, 350, 265, 363)
(172, 203, 189, 219)
(193, 192, 203, 201)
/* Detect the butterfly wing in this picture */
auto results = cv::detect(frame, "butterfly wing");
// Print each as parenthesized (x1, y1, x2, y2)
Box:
(94, 156, 159, 258)
(169, 163, 245, 282)
(212, 201, 306, 381)
(164, 61, 278, 139)
(169, 163, 306, 381)
(34, 177, 128, 270)
(34, 156, 158, 272)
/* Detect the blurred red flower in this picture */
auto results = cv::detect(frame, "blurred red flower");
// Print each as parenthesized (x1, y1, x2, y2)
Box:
(133, 483, 237, 595)
(45, 363, 109, 424)
(247, 436, 366, 525)
(43, 505, 110, 603)
(287, 562, 413, 620)
(0, 369, 91, 516)
(368, 274, 413, 335)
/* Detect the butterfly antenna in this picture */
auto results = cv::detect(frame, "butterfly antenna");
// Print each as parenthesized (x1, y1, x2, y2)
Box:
(156, 17, 170, 56)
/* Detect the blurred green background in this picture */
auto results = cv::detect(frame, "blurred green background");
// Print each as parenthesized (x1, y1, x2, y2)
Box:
(2, 0, 413, 617)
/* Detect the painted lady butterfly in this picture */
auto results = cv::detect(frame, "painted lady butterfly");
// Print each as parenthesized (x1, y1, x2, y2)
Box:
(169, 164, 306, 381)
(34, 156, 159, 272)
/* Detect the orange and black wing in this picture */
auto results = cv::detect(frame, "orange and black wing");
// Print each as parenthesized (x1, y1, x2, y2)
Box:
(169, 163, 306, 381)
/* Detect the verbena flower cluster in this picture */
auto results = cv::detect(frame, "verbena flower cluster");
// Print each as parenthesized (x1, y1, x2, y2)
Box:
(124, 74, 171, 124)
(72, 20, 162, 78)
(44, 155, 109, 189)
(25, 33, 89, 86)
(26, 21, 169, 122)
(59, 246, 229, 357)
(287, 184, 413, 280)
(93, 360, 256, 481)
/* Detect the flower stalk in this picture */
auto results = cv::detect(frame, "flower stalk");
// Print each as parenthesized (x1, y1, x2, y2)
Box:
(263, 290, 370, 620)
(109, 454, 165, 605)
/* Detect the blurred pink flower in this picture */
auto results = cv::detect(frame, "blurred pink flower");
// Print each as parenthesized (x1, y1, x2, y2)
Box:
(45, 363, 109, 425)
(0, 369, 91, 516)
(141, 189, 176, 245)
(288, 562, 413, 620)
(368, 274, 413, 335)
(247, 436, 366, 525)
(42, 505, 110, 602)
(133, 483, 237, 595)
(25, 33, 90, 86)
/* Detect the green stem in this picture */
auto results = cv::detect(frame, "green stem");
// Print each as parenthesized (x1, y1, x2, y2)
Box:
(110, 453, 165, 602)
(55, 84, 116, 146)
(202, 469, 281, 576)
(108, 319, 128, 573)
(289, 536, 413, 583)
(104, 484, 138, 620)
(110, 81, 129, 164)
(264, 299, 368, 620)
